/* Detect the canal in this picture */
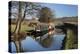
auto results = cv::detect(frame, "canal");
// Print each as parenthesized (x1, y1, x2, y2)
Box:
(9, 34, 65, 52)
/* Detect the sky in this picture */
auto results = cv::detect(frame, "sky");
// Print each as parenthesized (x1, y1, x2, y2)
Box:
(40, 3, 78, 18)
(11, 2, 78, 19)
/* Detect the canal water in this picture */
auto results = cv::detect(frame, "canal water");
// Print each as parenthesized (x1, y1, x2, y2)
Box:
(10, 34, 65, 52)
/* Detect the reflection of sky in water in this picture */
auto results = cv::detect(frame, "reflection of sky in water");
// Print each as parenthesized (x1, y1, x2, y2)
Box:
(10, 42, 16, 52)
(10, 34, 65, 52)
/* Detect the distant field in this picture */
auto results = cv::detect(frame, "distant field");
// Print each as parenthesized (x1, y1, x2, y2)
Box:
(11, 24, 34, 32)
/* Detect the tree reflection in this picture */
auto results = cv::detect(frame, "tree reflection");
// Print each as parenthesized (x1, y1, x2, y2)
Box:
(11, 32, 27, 52)
(40, 35, 53, 48)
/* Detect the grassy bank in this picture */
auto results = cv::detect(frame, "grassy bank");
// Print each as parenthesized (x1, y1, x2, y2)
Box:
(61, 28, 78, 49)
(11, 24, 34, 33)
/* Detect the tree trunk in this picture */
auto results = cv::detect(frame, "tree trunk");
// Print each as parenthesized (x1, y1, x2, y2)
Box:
(13, 2, 23, 52)
(14, 41, 22, 52)
(13, 2, 22, 34)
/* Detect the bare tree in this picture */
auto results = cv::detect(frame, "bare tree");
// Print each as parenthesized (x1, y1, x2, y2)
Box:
(9, 1, 41, 52)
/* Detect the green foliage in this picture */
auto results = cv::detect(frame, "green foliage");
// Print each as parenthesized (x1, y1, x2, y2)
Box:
(64, 29, 78, 49)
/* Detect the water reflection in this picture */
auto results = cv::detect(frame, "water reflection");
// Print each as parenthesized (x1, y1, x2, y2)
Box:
(39, 36, 53, 48)
(10, 34, 65, 52)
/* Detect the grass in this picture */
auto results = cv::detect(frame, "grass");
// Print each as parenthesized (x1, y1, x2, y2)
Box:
(64, 29, 78, 49)
(11, 24, 34, 32)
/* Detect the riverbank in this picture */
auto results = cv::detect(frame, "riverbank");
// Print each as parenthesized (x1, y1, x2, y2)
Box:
(61, 28, 78, 50)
